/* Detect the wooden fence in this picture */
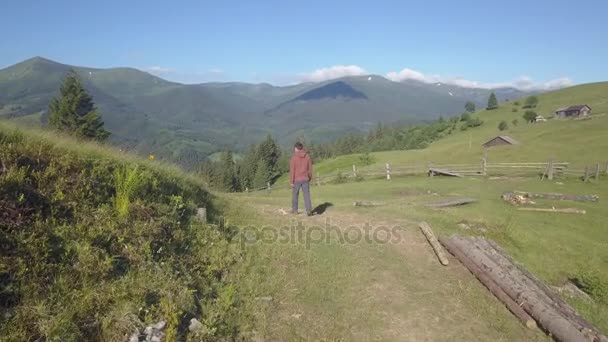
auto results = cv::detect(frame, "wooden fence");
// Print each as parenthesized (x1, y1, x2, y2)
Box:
(313, 159, 608, 185)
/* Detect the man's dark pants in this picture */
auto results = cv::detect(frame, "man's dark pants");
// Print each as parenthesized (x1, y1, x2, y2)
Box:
(292, 180, 312, 214)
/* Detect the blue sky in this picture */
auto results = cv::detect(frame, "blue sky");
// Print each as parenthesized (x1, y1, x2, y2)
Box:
(2, 0, 607, 88)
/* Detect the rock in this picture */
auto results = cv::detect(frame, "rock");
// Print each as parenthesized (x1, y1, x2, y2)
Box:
(189, 318, 204, 332)
(457, 223, 470, 230)
(144, 326, 153, 336)
(129, 332, 140, 342)
(154, 320, 166, 331)
(151, 336, 161, 342)
(196, 208, 207, 222)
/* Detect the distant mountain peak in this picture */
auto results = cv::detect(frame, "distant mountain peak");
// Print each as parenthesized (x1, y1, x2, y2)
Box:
(289, 81, 368, 102)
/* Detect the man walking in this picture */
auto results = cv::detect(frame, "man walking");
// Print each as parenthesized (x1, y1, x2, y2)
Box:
(290, 142, 313, 216)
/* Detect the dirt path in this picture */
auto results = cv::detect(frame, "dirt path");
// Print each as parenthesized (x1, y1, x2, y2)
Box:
(248, 203, 547, 341)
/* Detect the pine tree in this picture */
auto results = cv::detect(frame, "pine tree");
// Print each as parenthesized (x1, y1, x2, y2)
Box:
(219, 150, 237, 192)
(465, 101, 476, 113)
(252, 158, 271, 189)
(238, 144, 259, 189)
(48, 70, 109, 141)
(487, 92, 498, 110)
(257, 134, 281, 177)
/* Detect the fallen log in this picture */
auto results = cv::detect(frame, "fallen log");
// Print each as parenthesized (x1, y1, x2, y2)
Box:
(513, 191, 599, 203)
(479, 238, 606, 340)
(353, 201, 385, 207)
(439, 237, 536, 329)
(517, 207, 586, 214)
(450, 236, 594, 342)
(424, 198, 477, 208)
(418, 222, 449, 266)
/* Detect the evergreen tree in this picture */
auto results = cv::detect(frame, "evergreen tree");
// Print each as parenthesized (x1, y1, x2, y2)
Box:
(219, 150, 237, 192)
(252, 158, 272, 189)
(48, 70, 109, 141)
(465, 101, 476, 113)
(257, 134, 281, 177)
(487, 92, 498, 110)
(238, 144, 259, 189)
(523, 110, 538, 123)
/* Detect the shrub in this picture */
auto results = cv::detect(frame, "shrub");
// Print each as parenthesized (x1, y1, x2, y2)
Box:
(512, 108, 518, 112)
(523, 95, 539, 109)
(358, 152, 376, 166)
(513, 101, 521, 106)
(498, 121, 508, 131)
(114, 165, 145, 217)
(512, 119, 519, 126)
(523, 110, 537, 123)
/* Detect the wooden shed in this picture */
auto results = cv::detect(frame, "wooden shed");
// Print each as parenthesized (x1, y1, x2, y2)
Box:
(482, 135, 519, 148)
(555, 105, 591, 118)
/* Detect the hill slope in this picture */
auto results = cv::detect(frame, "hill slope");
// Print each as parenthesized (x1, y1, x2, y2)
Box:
(312, 82, 608, 174)
(1, 57, 533, 165)
(0, 121, 247, 340)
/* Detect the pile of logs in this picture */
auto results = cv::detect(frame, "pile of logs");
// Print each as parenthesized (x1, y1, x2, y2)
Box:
(440, 235, 607, 342)
(505, 191, 599, 203)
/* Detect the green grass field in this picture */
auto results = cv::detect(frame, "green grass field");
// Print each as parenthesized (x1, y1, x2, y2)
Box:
(233, 174, 607, 340)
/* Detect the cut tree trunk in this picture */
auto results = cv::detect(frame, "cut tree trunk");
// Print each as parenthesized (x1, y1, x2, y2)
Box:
(418, 222, 449, 266)
(481, 239, 606, 340)
(449, 236, 595, 342)
(439, 237, 536, 329)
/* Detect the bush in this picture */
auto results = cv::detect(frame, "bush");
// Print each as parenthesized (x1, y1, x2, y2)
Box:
(512, 119, 519, 126)
(358, 152, 376, 166)
(498, 121, 508, 131)
(523, 95, 539, 109)
(512, 108, 518, 112)
(573, 270, 608, 303)
(460, 112, 471, 122)
(331, 172, 348, 184)
(513, 101, 521, 106)
(523, 110, 537, 123)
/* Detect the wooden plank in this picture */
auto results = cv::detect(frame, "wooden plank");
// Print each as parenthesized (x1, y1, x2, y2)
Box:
(428, 168, 463, 177)
(517, 207, 586, 214)
(418, 222, 449, 266)
(424, 198, 477, 208)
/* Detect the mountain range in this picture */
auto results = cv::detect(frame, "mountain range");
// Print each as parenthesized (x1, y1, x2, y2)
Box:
(0, 57, 534, 165)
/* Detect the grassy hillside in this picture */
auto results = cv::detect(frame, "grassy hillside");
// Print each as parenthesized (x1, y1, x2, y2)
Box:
(0, 121, 250, 340)
(312, 82, 608, 175)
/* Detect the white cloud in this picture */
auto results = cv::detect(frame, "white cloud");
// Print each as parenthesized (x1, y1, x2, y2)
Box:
(385, 68, 572, 90)
(143, 66, 173, 75)
(300, 65, 368, 83)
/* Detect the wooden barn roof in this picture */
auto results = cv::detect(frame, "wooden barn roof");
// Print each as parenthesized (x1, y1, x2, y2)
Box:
(482, 135, 520, 146)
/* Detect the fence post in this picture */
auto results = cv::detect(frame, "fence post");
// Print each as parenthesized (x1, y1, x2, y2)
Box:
(428, 162, 433, 177)
(352, 164, 357, 178)
(481, 151, 488, 176)
(547, 159, 554, 181)
(595, 162, 601, 180)
(386, 163, 391, 180)
(267, 182, 271, 192)
(584, 166, 590, 182)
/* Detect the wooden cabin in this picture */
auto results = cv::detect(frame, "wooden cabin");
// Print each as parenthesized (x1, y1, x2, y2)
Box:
(555, 105, 591, 118)
(482, 135, 519, 148)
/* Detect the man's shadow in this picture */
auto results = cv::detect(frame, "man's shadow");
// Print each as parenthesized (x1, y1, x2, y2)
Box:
(311, 202, 333, 215)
